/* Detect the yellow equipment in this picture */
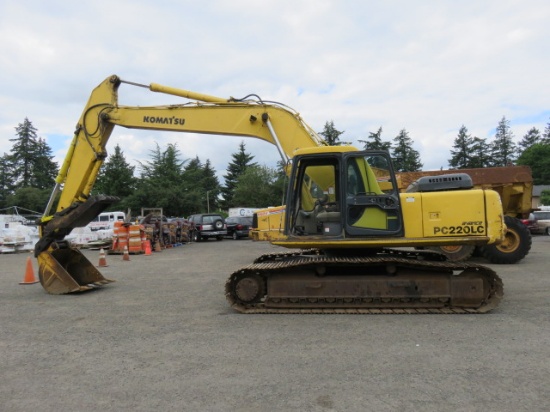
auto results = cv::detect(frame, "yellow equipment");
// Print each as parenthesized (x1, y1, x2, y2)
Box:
(36, 75, 509, 313)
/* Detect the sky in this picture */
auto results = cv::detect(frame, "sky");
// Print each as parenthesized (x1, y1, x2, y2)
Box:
(1, 0, 549, 185)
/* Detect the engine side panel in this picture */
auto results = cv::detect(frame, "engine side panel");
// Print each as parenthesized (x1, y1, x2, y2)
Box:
(400, 189, 503, 242)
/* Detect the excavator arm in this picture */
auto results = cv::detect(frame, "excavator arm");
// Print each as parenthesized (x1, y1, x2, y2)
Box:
(36, 75, 327, 293)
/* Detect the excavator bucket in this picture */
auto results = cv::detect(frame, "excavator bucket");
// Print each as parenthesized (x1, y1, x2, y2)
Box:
(35, 195, 119, 294)
(37, 247, 114, 295)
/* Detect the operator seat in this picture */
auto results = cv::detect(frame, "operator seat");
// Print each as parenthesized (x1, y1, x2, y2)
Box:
(315, 194, 341, 235)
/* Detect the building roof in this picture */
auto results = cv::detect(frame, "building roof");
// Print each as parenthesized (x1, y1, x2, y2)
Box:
(532, 185, 550, 196)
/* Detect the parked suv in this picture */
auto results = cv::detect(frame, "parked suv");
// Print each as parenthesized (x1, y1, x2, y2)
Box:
(188, 214, 227, 241)
(225, 216, 253, 239)
(532, 211, 550, 235)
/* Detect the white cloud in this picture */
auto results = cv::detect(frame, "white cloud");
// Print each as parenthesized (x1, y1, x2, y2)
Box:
(1, 0, 549, 182)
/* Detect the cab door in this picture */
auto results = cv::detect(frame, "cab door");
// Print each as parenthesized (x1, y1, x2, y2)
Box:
(286, 155, 342, 237)
(343, 151, 404, 237)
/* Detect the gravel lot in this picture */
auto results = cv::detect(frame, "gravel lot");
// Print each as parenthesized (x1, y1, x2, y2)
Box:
(1, 236, 549, 411)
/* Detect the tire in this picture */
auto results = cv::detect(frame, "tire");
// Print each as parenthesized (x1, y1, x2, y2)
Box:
(192, 231, 200, 242)
(428, 244, 475, 261)
(216, 236, 224, 241)
(546, 227, 550, 236)
(472, 246, 484, 257)
(213, 219, 224, 230)
(232, 232, 238, 240)
(481, 216, 532, 264)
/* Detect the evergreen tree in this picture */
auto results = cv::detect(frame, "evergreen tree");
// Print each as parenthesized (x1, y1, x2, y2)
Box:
(448, 125, 473, 169)
(181, 156, 203, 184)
(202, 159, 221, 212)
(174, 156, 221, 215)
(127, 143, 188, 216)
(180, 157, 206, 214)
(469, 137, 491, 168)
(232, 165, 283, 207)
(490, 116, 517, 166)
(391, 129, 423, 172)
(6, 119, 58, 211)
(319, 121, 344, 146)
(221, 141, 256, 209)
(94, 144, 136, 202)
(9, 118, 39, 188)
(358, 127, 391, 152)
(518, 127, 541, 156)
(5, 187, 49, 212)
(542, 118, 550, 144)
(516, 143, 550, 185)
(31, 138, 59, 189)
(0, 153, 14, 208)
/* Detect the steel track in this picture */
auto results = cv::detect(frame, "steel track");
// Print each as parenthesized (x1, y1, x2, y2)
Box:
(225, 254, 503, 314)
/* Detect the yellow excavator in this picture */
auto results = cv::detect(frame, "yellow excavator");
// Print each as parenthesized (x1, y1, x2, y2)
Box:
(36, 75, 510, 313)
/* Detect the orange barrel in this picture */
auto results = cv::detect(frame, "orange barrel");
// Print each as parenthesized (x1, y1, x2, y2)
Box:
(128, 224, 142, 253)
(128, 237, 142, 253)
(128, 224, 141, 237)
(113, 221, 128, 252)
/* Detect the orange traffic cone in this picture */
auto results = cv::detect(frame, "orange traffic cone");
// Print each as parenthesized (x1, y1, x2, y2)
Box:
(144, 240, 152, 256)
(122, 245, 130, 261)
(98, 248, 108, 267)
(20, 256, 39, 285)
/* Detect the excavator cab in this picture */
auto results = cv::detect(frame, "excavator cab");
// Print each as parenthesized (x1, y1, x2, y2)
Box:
(286, 150, 403, 239)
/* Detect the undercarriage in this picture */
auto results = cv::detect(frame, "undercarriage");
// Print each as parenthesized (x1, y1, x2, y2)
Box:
(225, 250, 503, 314)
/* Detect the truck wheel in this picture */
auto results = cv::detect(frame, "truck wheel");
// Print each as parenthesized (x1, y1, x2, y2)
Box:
(213, 219, 224, 230)
(481, 216, 531, 264)
(546, 227, 550, 236)
(192, 231, 200, 242)
(428, 245, 475, 261)
(472, 246, 484, 257)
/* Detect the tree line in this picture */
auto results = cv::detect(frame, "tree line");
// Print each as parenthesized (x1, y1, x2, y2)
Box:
(323, 116, 550, 185)
(92, 141, 287, 216)
(2, 116, 550, 216)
